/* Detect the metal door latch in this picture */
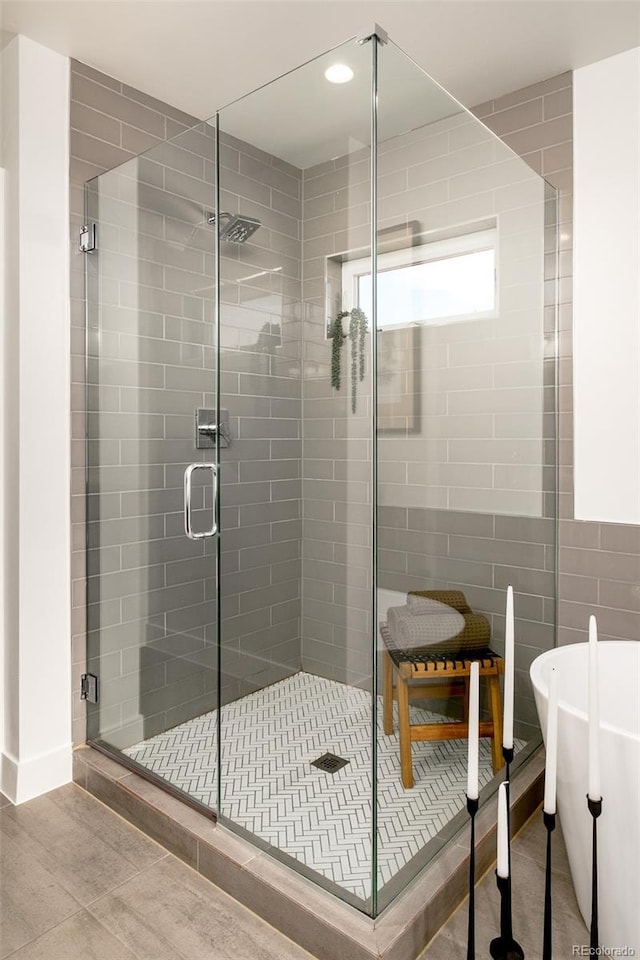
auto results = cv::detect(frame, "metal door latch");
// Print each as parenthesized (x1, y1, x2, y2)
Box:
(79, 224, 96, 253)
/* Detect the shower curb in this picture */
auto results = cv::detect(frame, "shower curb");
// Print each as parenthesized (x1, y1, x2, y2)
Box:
(73, 745, 544, 960)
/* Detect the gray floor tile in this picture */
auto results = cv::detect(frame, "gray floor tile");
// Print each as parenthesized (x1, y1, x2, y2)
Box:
(86, 893, 182, 960)
(1, 778, 588, 960)
(512, 810, 573, 877)
(83, 765, 198, 869)
(48, 782, 166, 871)
(1, 787, 154, 905)
(89, 854, 314, 960)
(418, 813, 587, 959)
(5, 910, 139, 960)
(417, 929, 465, 960)
(0, 793, 10, 808)
(0, 828, 81, 958)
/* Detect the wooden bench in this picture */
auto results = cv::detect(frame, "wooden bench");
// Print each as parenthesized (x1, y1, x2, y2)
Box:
(381, 622, 505, 789)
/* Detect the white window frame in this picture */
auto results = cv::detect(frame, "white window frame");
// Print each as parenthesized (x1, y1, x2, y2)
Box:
(341, 227, 498, 330)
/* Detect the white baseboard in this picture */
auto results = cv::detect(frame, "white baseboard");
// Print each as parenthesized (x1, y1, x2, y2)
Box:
(1, 743, 72, 804)
(0, 752, 18, 801)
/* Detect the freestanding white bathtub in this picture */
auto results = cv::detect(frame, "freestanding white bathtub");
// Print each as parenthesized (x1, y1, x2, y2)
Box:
(531, 642, 640, 956)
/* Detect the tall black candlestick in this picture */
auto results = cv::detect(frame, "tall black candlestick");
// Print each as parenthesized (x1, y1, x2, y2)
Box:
(490, 873, 525, 960)
(588, 796, 602, 952)
(542, 810, 556, 960)
(503, 746, 514, 908)
(466, 795, 479, 960)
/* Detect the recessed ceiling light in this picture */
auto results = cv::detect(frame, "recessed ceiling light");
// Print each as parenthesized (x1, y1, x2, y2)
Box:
(325, 64, 354, 84)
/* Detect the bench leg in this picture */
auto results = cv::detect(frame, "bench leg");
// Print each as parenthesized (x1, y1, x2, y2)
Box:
(383, 651, 394, 735)
(487, 673, 505, 773)
(397, 671, 414, 788)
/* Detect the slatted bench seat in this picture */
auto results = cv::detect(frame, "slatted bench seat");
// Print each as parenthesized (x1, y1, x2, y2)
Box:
(380, 614, 505, 789)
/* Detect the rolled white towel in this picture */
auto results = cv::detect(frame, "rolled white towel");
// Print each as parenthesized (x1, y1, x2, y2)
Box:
(387, 605, 407, 637)
(395, 612, 465, 648)
(387, 605, 465, 648)
(406, 595, 458, 616)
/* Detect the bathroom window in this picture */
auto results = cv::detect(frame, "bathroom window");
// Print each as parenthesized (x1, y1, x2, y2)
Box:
(342, 227, 497, 330)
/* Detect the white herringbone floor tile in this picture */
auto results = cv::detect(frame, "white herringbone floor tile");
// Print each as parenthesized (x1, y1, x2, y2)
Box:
(124, 672, 524, 901)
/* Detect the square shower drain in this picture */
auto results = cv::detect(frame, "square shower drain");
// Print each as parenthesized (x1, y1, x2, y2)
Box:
(311, 752, 349, 774)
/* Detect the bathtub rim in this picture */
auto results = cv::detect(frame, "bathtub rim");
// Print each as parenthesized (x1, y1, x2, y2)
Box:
(530, 641, 640, 743)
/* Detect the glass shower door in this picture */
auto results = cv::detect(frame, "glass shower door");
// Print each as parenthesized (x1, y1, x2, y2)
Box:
(373, 39, 557, 910)
(85, 123, 221, 811)
(215, 37, 378, 912)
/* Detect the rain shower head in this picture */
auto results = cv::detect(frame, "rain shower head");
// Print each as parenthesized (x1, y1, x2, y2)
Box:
(207, 211, 261, 244)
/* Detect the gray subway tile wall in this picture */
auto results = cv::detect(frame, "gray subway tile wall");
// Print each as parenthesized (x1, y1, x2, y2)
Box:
(475, 76, 640, 651)
(70, 59, 639, 756)
(70, 64, 203, 746)
(82, 127, 225, 749)
(71, 63, 302, 748)
(299, 92, 556, 737)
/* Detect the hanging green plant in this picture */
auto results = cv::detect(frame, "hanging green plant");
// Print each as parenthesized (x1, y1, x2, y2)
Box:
(330, 307, 368, 412)
(349, 309, 358, 414)
(330, 310, 348, 390)
(349, 307, 368, 413)
(353, 307, 367, 383)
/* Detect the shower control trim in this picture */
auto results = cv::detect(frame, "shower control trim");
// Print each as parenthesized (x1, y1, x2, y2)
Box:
(184, 463, 218, 540)
(196, 408, 231, 448)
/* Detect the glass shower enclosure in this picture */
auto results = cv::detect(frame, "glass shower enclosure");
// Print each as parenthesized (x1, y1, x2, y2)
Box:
(84, 29, 557, 916)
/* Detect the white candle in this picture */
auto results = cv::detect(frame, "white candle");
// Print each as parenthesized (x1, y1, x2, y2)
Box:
(467, 661, 480, 800)
(588, 615, 601, 801)
(497, 781, 509, 878)
(543, 667, 558, 815)
(503, 585, 515, 751)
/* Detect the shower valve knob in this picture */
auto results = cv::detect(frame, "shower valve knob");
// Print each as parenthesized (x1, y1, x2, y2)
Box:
(195, 408, 231, 448)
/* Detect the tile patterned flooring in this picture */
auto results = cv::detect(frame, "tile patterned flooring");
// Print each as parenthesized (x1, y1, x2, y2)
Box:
(123, 672, 524, 900)
(0, 783, 588, 960)
(0, 784, 313, 960)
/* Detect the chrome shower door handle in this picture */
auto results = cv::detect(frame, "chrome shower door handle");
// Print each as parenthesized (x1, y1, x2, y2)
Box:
(184, 462, 218, 540)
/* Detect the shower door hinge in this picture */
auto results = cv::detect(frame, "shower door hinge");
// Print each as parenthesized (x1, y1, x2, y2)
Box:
(80, 673, 99, 703)
(356, 23, 389, 45)
(79, 223, 97, 253)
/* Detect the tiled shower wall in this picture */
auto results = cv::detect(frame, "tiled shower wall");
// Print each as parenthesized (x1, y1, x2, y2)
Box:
(217, 139, 303, 704)
(477, 76, 640, 650)
(71, 62, 302, 746)
(300, 105, 554, 738)
(299, 145, 374, 691)
(71, 60, 640, 749)
(70, 61, 201, 745)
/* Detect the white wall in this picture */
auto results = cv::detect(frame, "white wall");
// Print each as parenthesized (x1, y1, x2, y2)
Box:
(0, 163, 6, 772)
(574, 47, 640, 523)
(1, 35, 72, 803)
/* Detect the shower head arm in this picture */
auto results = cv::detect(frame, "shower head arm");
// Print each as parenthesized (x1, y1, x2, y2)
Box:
(206, 211, 232, 226)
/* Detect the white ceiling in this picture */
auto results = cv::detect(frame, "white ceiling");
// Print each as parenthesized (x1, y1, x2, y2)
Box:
(2, 1, 640, 165)
(217, 37, 462, 167)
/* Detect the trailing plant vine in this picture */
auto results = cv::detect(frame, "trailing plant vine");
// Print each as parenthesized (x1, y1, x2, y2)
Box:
(349, 309, 359, 414)
(354, 306, 367, 385)
(330, 306, 368, 413)
(331, 310, 348, 389)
